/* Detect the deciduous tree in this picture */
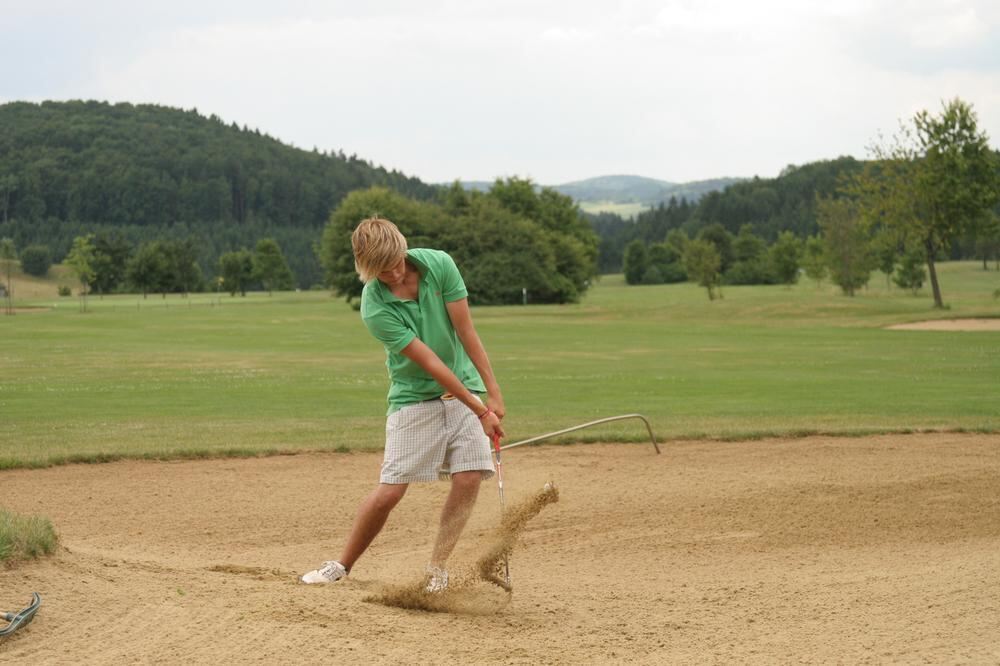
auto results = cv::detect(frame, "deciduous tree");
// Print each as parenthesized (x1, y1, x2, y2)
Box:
(859, 98, 1000, 307)
(768, 231, 802, 285)
(817, 196, 871, 296)
(801, 236, 827, 287)
(0, 238, 15, 315)
(218, 249, 254, 297)
(20, 244, 51, 277)
(683, 239, 722, 301)
(253, 238, 295, 295)
(623, 240, 649, 285)
(65, 235, 97, 311)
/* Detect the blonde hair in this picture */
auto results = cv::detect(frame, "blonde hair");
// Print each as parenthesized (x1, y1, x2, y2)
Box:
(352, 217, 408, 283)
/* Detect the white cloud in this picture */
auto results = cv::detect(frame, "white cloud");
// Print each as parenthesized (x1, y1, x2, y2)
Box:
(3, 0, 1000, 183)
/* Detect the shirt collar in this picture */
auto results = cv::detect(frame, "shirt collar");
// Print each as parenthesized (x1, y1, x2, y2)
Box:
(373, 250, 426, 303)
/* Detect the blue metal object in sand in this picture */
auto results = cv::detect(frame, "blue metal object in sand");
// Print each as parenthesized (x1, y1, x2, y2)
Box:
(0, 593, 41, 640)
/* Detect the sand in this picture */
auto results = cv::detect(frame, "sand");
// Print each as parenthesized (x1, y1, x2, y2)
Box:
(1, 434, 998, 663)
(887, 318, 1000, 331)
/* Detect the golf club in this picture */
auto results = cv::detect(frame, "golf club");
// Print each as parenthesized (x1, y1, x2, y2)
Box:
(491, 432, 510, 588)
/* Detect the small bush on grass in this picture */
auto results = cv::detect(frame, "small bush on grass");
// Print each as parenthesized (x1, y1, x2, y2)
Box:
(0, 508, 58, 563)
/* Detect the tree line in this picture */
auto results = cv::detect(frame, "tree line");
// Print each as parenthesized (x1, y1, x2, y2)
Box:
(4, 233, 295, 306)
(0, 100, 438, 288)
(614, 99, 1000, 305)
(3, 177, 600, 307)
(589, 157, 866, 274)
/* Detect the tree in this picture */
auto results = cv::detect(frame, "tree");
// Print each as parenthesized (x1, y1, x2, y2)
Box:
(92, 233, 132, 296)
(161, 239, 202, 296)
(648, 241, 686, 283)
(319, 185, 597, 305)
(65, 234, 97, 311)
(870, 230, 899, 289)
(768, 231, 802, 285)
(893, 245, 927, 294)
(726, 225, 772, 285)
(683, 239, 722, 301)
(218, 249, 254, 296)
(973, 211, 1000, 271)
(20, 244, 52, 277)
(801, 236, 827, 287)
(860, 98, 1000, 307)
(0, 238, 15, 315)
(664, 229, 690, 259)
(492, 179, 598, 299)
(253, 238, 295, 295)
(641, 265, 664, 285)
(126, 241, 168, 298)
(0, 174, 16, 223)
(623, 240, 649, 285)
(319, 187, 441, 302)
(816, 196, 871, 296)
(697, 224, 734, 273)
(444, 197, 580, 305)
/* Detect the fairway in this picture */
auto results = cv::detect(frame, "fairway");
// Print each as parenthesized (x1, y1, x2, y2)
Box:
(2, 262, 999, 662)
(2, 262, 999, 467)
(0, 434, 998, 662)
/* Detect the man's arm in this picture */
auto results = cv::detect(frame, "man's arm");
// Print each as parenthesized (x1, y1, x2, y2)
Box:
(399, 337, 504, 438)
(445, 297, 505, 419)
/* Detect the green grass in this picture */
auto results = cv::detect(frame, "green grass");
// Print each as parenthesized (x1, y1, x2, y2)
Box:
(2, 262, 999, 468)
(0, 509, 58, 563)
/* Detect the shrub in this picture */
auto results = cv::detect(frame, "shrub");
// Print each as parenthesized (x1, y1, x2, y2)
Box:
(20, 244, 52, 276)
(641, 265, 664, 285)
(0, 508, 58, 563)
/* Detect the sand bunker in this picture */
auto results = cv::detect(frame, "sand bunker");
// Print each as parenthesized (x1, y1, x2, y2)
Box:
(365, 484, 559, 614)
(887, 318, 1000, 331)
(0, 435, 998, 662)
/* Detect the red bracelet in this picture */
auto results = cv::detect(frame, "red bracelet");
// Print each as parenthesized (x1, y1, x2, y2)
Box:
(478, 407, 494, 421)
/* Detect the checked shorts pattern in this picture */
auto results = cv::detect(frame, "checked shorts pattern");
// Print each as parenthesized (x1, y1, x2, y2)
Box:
(380, 398, 496, 484)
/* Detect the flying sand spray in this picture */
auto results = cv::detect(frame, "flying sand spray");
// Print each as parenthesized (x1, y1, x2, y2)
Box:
(367, 415, 655, 612)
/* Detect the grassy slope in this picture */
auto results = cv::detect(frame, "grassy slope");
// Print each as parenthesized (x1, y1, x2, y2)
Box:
(2, 263, 998, 467)
(578, 201, 650, 219)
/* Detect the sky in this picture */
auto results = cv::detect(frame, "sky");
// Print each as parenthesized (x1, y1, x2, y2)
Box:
(2, 0, 999, 185)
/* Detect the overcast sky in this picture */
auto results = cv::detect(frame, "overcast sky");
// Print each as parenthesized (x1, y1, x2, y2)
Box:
(2, 1, 999, 185)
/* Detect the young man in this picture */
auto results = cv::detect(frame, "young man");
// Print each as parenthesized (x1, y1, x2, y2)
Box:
(301, 218, 505, 591)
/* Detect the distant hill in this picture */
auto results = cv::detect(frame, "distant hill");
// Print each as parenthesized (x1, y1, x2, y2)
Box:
(553, 174, 743, 209)
(0, 100, 438, 287)
(451, 174, 743, 217)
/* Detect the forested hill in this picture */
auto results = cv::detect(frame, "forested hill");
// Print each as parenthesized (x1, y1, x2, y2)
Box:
(0, 100, 438, 286)
(590, 157, 866, 273)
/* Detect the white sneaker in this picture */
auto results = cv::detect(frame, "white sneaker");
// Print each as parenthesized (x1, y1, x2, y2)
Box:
(300, 560, 348, 584)
(425, 565, 449, 593)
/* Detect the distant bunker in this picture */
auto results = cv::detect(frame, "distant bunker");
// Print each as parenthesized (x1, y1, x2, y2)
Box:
(887, 318, 1000, 332)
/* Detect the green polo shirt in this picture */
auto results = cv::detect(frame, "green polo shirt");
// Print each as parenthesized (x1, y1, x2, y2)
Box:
(360, 248, 485, 414)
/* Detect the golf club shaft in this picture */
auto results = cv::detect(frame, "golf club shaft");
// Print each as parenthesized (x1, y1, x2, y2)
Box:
(492, 434, 510, 586)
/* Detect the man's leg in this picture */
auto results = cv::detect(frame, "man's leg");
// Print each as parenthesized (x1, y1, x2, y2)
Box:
(338, 482, 408, 570)
(429, 470, 482, 569)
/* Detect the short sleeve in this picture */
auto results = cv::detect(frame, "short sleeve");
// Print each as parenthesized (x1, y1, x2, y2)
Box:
(437, 252, 468, 302)
(362, 309, 416, 353)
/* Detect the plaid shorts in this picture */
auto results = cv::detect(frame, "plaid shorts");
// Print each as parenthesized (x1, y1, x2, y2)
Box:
(380, 397, 496, 484)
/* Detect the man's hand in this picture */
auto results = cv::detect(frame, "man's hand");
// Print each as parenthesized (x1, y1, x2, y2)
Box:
(487, 394, 506, 421)
(480, 409, 505, 439)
